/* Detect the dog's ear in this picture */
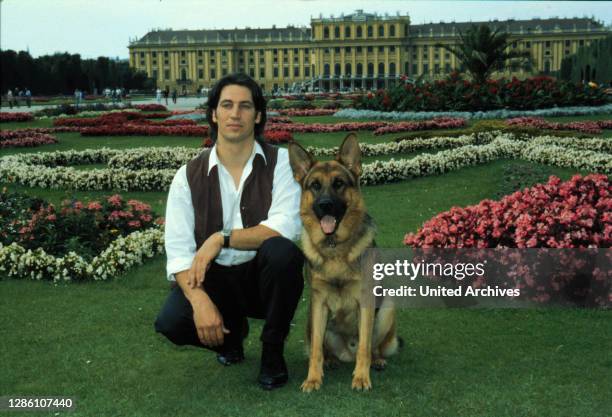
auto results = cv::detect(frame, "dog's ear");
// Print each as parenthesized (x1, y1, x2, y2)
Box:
(336, 133, 361, 178)
(288, 142, 315, 184)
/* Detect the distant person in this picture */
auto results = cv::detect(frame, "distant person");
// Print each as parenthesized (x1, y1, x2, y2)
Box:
(74, 89, 82, 108)
(14, 88, 20, 107)
(6, 89, 13, 109)
(171, 89, 178, 104)
(156, 88, 162, 103)
(163, 88, 169, 105)
(25, 88, 32, 108)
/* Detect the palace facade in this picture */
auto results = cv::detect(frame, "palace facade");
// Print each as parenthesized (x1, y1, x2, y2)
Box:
(128, 10, 609, 93)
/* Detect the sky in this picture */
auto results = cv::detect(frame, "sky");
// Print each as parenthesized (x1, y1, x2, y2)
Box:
(1, 0, 611, 59)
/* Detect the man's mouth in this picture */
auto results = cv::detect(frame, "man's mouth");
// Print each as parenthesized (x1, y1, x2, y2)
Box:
(320, 215, 337, 235)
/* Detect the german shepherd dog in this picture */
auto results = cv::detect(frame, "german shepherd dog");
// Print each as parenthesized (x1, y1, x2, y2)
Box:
(288, 134, 400, 392)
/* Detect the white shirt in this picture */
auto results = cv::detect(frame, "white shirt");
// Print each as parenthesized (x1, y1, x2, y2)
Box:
(164, 141, 302, 280)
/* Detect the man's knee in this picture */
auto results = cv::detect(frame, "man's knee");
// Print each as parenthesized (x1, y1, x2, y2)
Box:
(259, 236, 304, 271)
(154, 306, 192, 346)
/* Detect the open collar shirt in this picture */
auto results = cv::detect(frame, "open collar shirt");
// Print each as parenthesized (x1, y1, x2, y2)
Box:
(164, 141, 302, 280)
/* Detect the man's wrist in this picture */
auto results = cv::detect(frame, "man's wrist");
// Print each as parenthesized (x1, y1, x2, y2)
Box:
(220, 230, 231, 248)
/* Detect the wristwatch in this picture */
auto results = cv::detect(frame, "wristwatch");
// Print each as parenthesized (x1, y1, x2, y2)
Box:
(221, 229, 232, 248)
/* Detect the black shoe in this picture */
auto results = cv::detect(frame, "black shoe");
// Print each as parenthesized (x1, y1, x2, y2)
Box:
(257, 343, 288, 390)
(216, 345, 245, 366)
(215, 318, 249, 366)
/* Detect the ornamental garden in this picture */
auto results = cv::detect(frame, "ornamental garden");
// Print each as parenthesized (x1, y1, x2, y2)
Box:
(1, 74, 611, 415)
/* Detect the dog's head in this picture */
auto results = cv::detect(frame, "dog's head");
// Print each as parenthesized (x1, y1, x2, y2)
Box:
(288, 133, 364, 239)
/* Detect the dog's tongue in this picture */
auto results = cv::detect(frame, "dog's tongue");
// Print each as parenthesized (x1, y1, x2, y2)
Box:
(320, 215, 337, 235)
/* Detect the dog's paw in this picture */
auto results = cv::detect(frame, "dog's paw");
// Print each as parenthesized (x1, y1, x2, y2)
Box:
(351, 374, 372, 391)
(301, 378, 323, 393)
(371, 358, 387, 371)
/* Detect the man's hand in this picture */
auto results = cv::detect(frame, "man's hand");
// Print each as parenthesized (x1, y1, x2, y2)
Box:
(192, 292, 230, 347)
(187, 232, 224, 289)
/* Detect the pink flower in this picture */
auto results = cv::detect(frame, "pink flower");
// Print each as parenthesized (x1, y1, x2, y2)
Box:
(107, 194, 123, 207)
(128, 220, 141, 228)
(87, 201, 102, 211)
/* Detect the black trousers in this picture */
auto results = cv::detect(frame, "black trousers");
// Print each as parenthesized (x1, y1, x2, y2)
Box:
(154, 236, 304, 352)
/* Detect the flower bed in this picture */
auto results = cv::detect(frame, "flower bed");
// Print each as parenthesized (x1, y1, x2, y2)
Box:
(133, 104, 168, 111)
(265, 119, 466, 134)
(263, 130, 293, 144)
(404, 174, 611, 248)
(80, 124, 208, 137)
(0, 190, 165, 281)
(354, 74, 608, 112)
(306, 132, 492, 157)
(372, 118, 466, 135)
(276, 109, 337, 117)
(2, 134, 609, 190)
(1, 130, 58, 149)
(0, 112, 35, 123)
(334, 103, 612, 121)
(403, 174, 611, 306)
(506, 117, 612, 134)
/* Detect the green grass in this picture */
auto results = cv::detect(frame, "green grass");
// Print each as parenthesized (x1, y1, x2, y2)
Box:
(1, 115, 611, 416)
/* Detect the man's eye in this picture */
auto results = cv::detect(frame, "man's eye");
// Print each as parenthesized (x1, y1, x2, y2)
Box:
(310, 181, 321, 191)
(240, 104, 253, 110)
(221, 103, 232, 109)
(332, 179, 345, 189)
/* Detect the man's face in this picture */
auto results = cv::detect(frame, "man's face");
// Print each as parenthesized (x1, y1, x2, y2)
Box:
(212, 84, 261, 144)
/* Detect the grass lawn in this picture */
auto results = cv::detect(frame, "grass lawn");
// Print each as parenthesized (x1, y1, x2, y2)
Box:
(1, 114, 611, 416)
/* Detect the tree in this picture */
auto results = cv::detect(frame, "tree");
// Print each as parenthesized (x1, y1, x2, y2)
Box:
(437, 24, 532, 84)
(560, 34, 612, 84)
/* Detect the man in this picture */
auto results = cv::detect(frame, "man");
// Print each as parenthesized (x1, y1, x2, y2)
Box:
(155, 73, 304, 390)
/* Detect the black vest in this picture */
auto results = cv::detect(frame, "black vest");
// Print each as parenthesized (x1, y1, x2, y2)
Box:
(185, 142, 279, 249)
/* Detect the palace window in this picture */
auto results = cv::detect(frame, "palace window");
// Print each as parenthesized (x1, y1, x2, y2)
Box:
(357, 63, 363, 75)
(294, 67, 299, 77)
(305, 67, 310, 76)
(367, 25, 373, 37)
(198, 69, 204, 79)
(357, 26, 363, 38)
(164, 51, 169, 57)
(283, 67, 289, 77)
(334, 47, 340, 53)
(367, 63, 374, 76)
(181, 51, 186, 57)
(345, 46, 351, 53)
(545, 41, 551, 48)
(334, 63, 341, 76)
(345, 63, 352, 76)
(357, 46, 362, 53)
(164, 69, 170, 80)
(368, 46, 373, 53)
(140, 52, 145, 58)
(260, 68, 265, 78)
(273, 67, 279, 77)
(345, 26, 351, 38)
(378, 62, 385, 75)
(378, 46, 384, 53)
(390, 46, 395, 52)
(324, 27, 330, 39)
(423, 63, 429, 73)
(152, 52, 157, 58)
(565, 40, 571, 47)
(390, 25, 396, 37)
(378, 26, 385, 37)
(389, 62, 396, 76)
(334, 26, 340, 38)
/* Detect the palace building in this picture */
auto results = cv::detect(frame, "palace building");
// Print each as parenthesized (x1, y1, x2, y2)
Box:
(128, 10, 609, 93)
